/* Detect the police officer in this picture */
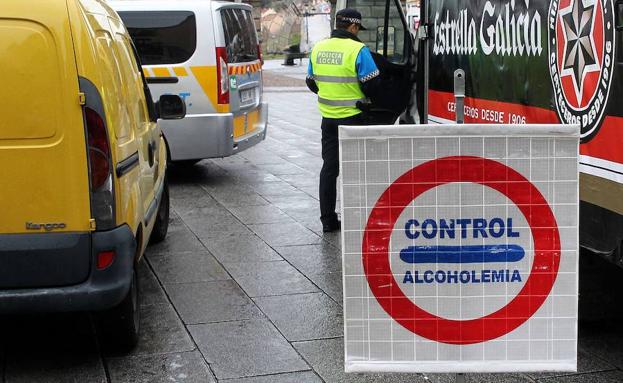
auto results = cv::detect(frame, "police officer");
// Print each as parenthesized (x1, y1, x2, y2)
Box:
(307, 8, 381, 233)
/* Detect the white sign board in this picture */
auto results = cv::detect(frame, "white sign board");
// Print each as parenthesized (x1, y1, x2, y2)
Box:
(340, 124, 579, 373)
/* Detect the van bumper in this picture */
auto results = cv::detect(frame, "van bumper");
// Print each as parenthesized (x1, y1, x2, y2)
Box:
(233, 102, 269, 155)
(0, 225, 136, 313)
(162, 102, 268, 161)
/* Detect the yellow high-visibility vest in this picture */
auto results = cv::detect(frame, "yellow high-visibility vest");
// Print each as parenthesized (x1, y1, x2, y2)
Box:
(310, 37, 366, 119)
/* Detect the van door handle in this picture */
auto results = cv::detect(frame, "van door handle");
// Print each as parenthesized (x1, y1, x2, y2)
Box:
(147, 141, 155, 167)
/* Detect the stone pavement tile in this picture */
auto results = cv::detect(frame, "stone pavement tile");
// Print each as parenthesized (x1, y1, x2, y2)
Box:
(254, 292, 343, 341)
(178, 204, 239, 225)
(250, 181, 300, 196)
(269, 195, 319, 212)
(169, 183, 212, 200)
(298, 184, 320, 199)
(228, 204, 295, 224)
(224, 260, 319, 297)
(222, 371, 323, 383)
(235, 172, 284, 185)
(202, 233, 283, 263)
(185, 212, 253, 239)
(286, 158, 323, 173)
(189, 319, 310, 380)
(147, 220, 205, 255)
(276, 243, 342, 276)
(306, 271, 343, 305)
(262, 189, 313, 203)
(118, 303, 195, 357)
(248, 222, 322, 247)
(171, 197, 221, 216)
(294, 215, 341, 250)
(240, 153, 285, 166)
(293, 338, 426, 383)
(261, 163, 311, 175)
(212, 191, 268, 207)
(166, 280, 264, 324)
(578, 321, 623, 369)
(180, 209, 251, 238)
(424, 373, 533, 382)
(277, 174, 321, 189)
(526, 349, 616, 380)
(320, 231, 342, 249)
(279, 151, 315, 160)
(536, 371, 623, 382)
(148, 251, 230, 284)
(192, 224, 253, 240)
(274, 207, 323, 231)
(137, 260, 168, 307)
(107, 350, 215, 383)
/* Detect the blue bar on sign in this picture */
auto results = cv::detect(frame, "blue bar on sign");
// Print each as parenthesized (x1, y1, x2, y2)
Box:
(399, 245, 525, 264)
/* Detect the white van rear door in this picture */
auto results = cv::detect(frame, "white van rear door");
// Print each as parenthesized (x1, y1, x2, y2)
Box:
(217, 6, 263, 139)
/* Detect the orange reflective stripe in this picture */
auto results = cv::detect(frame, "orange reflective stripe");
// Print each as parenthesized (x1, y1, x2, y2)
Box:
(228, 62, 262, 75)
(172, 67, 188, 77)
(152, 67, 171, 77)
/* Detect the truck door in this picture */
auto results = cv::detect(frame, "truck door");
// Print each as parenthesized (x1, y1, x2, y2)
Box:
(339, 0, 417, 124)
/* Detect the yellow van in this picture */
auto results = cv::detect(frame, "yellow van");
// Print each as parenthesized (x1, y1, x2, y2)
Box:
(0, 0, 185, 349)
(110, 0, 268, 163)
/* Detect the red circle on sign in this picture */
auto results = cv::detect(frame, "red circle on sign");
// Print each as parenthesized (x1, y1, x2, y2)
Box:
(362, 156, 561, 345)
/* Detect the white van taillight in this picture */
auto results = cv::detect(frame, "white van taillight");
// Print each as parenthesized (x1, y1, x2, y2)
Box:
(216, 47, 229, 104)
(85, 107, 115, 230)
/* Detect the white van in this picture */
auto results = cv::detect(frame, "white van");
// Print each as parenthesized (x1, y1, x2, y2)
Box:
(110, 0, 268, 163)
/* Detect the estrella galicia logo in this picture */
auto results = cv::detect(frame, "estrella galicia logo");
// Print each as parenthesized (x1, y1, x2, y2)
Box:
(548, 0, 615, 142)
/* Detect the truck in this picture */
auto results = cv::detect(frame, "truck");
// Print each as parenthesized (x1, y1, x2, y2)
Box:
(338, 0, 623, 269)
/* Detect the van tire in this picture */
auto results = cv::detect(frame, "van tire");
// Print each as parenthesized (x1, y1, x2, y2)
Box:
(97, 269, 140, 352)
(150, 179, 169, 244)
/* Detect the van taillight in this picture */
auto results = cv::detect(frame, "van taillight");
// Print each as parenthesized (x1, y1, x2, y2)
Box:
(85, 106, 115, 230)
(216, 47, 229, 104)
(86, 108, 110, 190)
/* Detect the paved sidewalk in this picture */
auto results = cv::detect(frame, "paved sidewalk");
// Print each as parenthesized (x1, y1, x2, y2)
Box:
(0, 62, 621, 383)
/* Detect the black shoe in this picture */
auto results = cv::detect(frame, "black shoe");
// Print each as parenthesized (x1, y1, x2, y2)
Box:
(323, 220, 341, 233)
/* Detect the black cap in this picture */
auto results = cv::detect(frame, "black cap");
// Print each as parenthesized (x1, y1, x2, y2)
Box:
(336, 8, 367, 30)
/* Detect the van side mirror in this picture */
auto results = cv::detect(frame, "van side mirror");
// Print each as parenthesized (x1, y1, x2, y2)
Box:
(156, 95, 186, 120)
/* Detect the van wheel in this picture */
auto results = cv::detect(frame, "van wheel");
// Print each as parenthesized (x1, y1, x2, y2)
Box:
(97, 269, 140, 352)
(150, 180, 169, 244)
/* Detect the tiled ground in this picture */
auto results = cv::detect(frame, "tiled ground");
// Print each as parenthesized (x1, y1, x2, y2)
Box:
(0, 61, 622, 382)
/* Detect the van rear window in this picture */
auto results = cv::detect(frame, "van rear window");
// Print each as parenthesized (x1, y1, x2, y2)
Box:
(118, 11, 197, 65)
(220, 8, 259, 63)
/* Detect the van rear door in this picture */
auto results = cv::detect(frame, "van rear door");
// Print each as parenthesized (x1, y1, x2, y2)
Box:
(217, 5, 263, 140)
(0, 1, 91, 235)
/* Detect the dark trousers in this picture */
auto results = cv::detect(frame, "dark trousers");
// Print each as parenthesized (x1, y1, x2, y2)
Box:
(319, 113, 363, 225)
